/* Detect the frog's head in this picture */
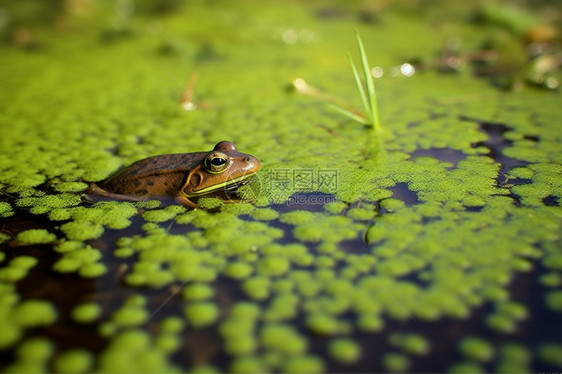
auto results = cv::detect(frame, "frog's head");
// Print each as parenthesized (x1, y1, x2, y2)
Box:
(184, 141, 261, 198)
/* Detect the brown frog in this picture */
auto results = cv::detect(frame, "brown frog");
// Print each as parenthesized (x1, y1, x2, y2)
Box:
(86, 141, 260, 208)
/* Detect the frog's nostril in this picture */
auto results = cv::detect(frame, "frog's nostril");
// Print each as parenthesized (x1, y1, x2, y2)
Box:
(244, 157, 251, 162)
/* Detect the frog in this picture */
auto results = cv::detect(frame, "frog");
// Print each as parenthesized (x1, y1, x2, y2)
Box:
(86, 141, 260, 209)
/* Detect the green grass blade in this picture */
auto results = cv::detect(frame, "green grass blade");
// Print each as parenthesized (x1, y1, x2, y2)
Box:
(355, 29, 380, 130)
(347, 52, 368, 114)
(326, 103, 369, 125)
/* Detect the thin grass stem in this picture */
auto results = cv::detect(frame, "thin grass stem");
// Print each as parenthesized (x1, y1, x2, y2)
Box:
(348, 53, 368, 113)
(295, 31, 382, 130)
(325, 103, 369, 125)
(355, 29, 380, 131)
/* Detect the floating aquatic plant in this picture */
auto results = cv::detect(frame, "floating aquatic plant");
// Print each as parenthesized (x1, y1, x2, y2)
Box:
(1, 1, 562, 373)
(72, 303, 103, 324)
(328, 338, 362, 363)
(15, 229, 57, 245)
(53, 349, 94, 374)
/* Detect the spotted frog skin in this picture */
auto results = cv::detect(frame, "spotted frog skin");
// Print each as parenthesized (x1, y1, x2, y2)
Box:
(87, 141, 260, 208)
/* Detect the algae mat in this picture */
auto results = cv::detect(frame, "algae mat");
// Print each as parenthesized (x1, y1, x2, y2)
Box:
(1, 1, 562, 372)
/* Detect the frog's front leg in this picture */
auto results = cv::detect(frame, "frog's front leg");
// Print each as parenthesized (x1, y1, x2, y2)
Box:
(175, 195, 199, 209)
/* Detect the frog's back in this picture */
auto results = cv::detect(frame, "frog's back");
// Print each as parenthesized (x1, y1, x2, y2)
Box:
(101, 152, 206, 196)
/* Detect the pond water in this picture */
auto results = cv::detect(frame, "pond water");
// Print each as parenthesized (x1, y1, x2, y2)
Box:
(1, 1, 561, 373)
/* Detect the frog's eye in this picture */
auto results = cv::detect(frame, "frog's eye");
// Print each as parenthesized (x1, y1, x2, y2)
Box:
(204, 151, 229, 174)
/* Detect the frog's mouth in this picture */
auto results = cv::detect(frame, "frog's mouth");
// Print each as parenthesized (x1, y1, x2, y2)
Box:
(186, 173, 256, 197)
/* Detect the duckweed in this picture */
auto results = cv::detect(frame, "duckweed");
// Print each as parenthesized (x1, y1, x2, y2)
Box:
(53, 240, 83, 253)
(72, 302, 103, 323)
(224, 335, 258, 356)
(220, 317, 256, 340)
(60, 221, 104, 241)
(126, 295, 147, 307)
(16, 194, 82, 215)
(264, 293, 299, 321)
(328, 338, 362, 363)
(182, 283, 215, 300)
(324, 201, 348, 214)
(224, 261, 254, 279)
(230, 302, 262, 320)
(230, 356, 266, 373)
(145, 270, 175, 288)
(380, 198, 406, 211)
(545, 291, 562, 312)
(98, 322, 118, 338)
(155, 333, 181, 353)
(184, 302, 219, 328)
(495, 362, 528, 373)
(261, 351, 283, 368)
(110, 329, 151, 350)
(357, 314, 384, 332)
(0, 325, 21, 350)
(53, 350, 93, 373)
(250, 208, 279, 221)
(260, 323, 307, 354)
(190, 267, 218, 283)
(114, 247, 135, 258)
(538, 344, 562, 367)
(112, 304, 149, 327)
(1, 1, 562, 373)
(190, 365, 221, 374)
(53, 246, 104, 276)
(459, 337, 495, 362)
(142, 205, 186, 223)
(97, 329, 177, 372)
(280, 210, 316, 225)
(52, 258, 81, 273)
(79, 262, 108, 278)
(10, 256, 38, 270)
(485, 313, 516, 333)
(0, 265, 34, 283)
(16, 338, 54, 362)
(160, 316, 185, 333)
(389, 333, 430, 355)
(382, 353, 410, 373)
(257, 256, 290, 276)
(135, 200, 162, 210)
(347, 207, 376, 221)
(449, 362, 485, 373)
(12, 300, 57, 327)
(496, 301, 528, 320)
(499, 343, 530, 367)
(52, 181, 89, 193)
(306, 313, 343, 335)
(15, 229, 56, 245)
(4, 338, 54, 372)
(539, 272, 562, 287)
(197, 197, 224, 210)
(242, 276, 271, 300)
(0, 202, 14, 218)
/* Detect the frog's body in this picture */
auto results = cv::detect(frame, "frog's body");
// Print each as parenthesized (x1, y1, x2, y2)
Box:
(87, 141, 260, 208)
